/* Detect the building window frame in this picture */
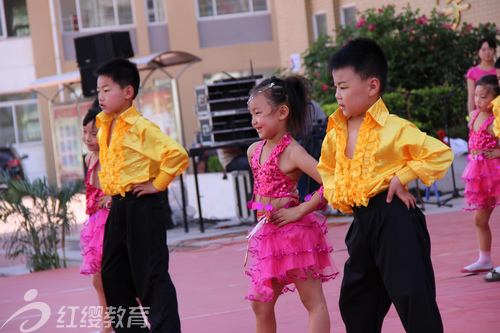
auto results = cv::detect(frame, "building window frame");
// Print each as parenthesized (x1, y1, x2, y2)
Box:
(313, 11, 327, 40)
(0, 98, 42, 146)
(146, 0, 166, 24)
(340, 3, 356, 28)
(0, 0, 30, 38)
(60, 0, 134, 33)
(196, 0, 269, 20)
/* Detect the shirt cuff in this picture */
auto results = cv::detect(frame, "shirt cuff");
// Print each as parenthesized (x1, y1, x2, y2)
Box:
(152, 172, 175, 191)
(395, 166, 418, 186)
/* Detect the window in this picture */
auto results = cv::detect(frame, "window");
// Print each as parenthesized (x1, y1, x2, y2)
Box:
(60, 0, 133, 32)
(197, 0, 267, 18)
(341, 4, 356, 27)
(146, 0, 165, 23)
(0, 94, 41, 145)
(313, 12, 327, 40)
(0, 0, 30, 37)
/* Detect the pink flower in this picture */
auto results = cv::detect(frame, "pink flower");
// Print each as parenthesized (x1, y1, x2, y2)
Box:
(316, 72, 321, 78)
(368, 24, 376, 31)
(409, 25, 414, 31)
(409, 36, 415, 42)
(441, 23, 452, 29)
(321, 84, 329, 92)
(378, 8, 383, 13)
(387, 4, 392, 8)
(429, 45, 434, 50)
(402, 26, 407, 32)
(433, 34, 438, 40)
(356, 17, 366, 28)
(462, 30, 467, 35)
(417, 16, 428, 25)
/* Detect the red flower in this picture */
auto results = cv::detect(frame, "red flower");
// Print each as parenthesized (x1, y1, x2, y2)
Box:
(321, 84, 329, 92)
(378, 8, 383, 13)
(356, 18, 366, 28)
(417, 16, 428, 25)
(409, 36, 415, 42)
(387, 4, 392, 8)
(316, 72, 321, 78)
(429, 45, 434, 50)
(368, 24, 376, 31)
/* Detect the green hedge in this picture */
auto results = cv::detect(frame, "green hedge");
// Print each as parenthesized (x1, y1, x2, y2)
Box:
(321, 84, 468, 140)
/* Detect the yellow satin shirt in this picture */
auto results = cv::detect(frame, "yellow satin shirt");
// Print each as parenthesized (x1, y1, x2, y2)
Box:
(490, 95, 500, 137)
(317, 98, 454, 213)
(96, 105, 189, 196)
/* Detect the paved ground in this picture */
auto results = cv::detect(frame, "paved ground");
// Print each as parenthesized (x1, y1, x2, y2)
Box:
(1, 194, 499, 332)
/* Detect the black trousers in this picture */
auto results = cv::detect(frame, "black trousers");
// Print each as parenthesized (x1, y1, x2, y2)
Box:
(101, 192, 181, 333)
(339, 191, 443, 333)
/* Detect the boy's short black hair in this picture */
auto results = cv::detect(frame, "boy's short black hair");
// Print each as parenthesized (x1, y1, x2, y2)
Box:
(476, 74, 500, 97)
(328, 38, 388, 94)
(495, 58, 500, 69)
(94, 58, 140, 99)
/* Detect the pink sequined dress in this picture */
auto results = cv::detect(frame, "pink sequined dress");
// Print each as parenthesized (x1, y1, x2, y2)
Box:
(462, 111, 500, 210)
(245, 134, 338, 302)
(79, 153, 110, 275)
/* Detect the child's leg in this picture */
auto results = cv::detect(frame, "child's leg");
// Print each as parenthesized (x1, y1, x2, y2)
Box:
(462, 208, 494, 272)
(101, 197, 148, 333)
(251, 280, 285, 333)
(124, 194, 180, 333)
(339, 216, 392, 333)
(91, 273, 113, 333)
(294, 271, 330, 333)
(375, 197, 443, 333)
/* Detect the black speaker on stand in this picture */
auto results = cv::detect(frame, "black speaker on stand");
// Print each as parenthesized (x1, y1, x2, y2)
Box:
(74, 31, 134, 97)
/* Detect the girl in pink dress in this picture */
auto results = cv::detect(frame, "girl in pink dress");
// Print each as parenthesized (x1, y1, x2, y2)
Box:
(245, 76, 338, 333)
(461, 75, 500, 274)
(79, 103, 114, 333)
(466, 37, 497, 113)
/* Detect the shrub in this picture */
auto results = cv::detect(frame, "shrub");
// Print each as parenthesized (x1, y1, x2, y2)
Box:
(301, 4, 499, 104)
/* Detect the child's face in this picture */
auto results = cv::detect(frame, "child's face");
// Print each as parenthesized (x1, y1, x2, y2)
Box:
(474, 85, 495, 113)
(248, 94, 283, 139)
(496, 68, 500, 88)
(82, 120, 99, 152)
(478, 42, 495, 63)
(332, 67, 377, 119)
(97, 75, 132, 115)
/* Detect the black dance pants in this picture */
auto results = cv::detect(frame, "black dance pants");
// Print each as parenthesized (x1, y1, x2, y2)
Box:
(101, 192, 181, 333)
(339, 191, 443, 333)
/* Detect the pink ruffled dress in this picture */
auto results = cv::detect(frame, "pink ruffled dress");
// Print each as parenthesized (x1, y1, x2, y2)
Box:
(462, 111, 500, 210)
(245, 134, 338, 302)
(79, 154, 110, 275)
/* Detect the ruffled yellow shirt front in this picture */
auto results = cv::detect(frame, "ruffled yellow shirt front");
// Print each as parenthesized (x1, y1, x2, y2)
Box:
(96, 105, 189, 196)
(490, 95, 500, 137)
(317, 98, 454, 213)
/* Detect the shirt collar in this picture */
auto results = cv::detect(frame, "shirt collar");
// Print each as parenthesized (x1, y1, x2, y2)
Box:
(327, 97, 388, 133)
(489, 95, 500, 108)
(96, 104, 139, 128)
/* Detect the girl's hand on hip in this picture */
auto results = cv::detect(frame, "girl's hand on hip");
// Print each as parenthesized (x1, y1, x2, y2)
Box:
(132, 181, 159, 197)
(484, 148, 500, 159)
(270, 206, 301, 227)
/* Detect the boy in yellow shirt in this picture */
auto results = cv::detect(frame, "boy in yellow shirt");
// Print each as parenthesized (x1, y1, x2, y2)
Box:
(95, 58, 188, 332)
(317, 38, 453, 332)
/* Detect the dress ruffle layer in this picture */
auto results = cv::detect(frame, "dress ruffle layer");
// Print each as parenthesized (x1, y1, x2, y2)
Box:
(462, 157, 500, 211)
(245, 212, 338, 302)
(79, 208, 110, 275)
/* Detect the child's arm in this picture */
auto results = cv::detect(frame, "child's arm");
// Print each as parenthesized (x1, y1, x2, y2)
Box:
(270, 146, 325, 227)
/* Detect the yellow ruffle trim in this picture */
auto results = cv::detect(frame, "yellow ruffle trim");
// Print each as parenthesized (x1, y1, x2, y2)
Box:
(331, 114, 380, 213)
(98, 119, 130, 196)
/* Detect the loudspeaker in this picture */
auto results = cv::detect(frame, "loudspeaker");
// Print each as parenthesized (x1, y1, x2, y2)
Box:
(79, 66, 98, 97)
(74, 31, 134, 67)
(74, 32, 134, 97)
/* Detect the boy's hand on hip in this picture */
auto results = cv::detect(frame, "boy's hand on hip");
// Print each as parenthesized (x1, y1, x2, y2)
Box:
(387, 174, 416, 209)
(132, 181, 159, 197)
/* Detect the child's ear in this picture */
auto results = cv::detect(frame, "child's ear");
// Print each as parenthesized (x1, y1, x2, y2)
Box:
(367, 78, 381, 97)
(278, 105, 289, 120)
(124, 85, 135, 99)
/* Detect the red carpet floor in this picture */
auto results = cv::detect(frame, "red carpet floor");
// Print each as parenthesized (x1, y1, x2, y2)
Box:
(1, 209, 499, 332)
